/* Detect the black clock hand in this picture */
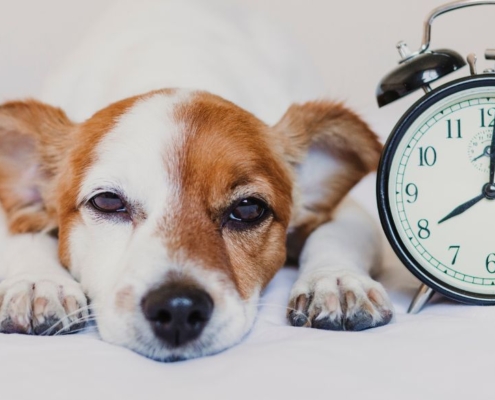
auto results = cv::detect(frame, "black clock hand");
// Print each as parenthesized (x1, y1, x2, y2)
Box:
(438, 192, 485, 224)
(490, 123, 495, 184)
(472, 145, 491, 162)
(441, 125, 495, 224)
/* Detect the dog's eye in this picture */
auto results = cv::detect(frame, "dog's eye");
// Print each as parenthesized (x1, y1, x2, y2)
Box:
(90, 192, 126, 213)
(229, 198, 266, 222)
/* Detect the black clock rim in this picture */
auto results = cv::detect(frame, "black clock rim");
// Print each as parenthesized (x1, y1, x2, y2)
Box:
(377, 74, 495, 305)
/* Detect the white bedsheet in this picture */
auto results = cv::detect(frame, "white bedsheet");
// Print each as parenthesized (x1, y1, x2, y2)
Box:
(1, 249, 492, 400)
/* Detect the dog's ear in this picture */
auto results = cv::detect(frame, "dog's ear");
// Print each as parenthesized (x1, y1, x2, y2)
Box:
(0, 100, 74, 233)
(274, 101, 381, 201)
(273, 101, 381, 170)
(273, 101, 382, 253)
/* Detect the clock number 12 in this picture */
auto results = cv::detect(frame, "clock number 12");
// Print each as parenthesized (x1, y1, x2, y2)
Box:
(480, 107, 495, 128)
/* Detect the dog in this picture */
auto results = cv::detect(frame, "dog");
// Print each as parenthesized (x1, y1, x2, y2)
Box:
(0, 0, 393, 361)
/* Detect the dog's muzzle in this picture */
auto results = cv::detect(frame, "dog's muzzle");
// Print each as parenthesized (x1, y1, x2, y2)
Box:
(141, 283, 214, 347)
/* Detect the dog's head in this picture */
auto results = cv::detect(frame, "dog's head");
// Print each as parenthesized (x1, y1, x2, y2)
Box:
(0, 89, 380, 360)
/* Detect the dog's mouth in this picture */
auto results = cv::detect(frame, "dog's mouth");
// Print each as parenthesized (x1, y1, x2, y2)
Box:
(89, 279, 260, 362)
(130, 323, 232, 362)
(108, 314, 253, 362)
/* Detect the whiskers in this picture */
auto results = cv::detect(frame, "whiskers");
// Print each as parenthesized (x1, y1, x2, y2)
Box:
(40, 304, 101, 336)
(253, 301, 311, 327)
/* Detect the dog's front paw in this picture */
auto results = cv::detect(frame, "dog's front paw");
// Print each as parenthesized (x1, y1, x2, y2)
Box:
(287, 270, 393, 331)
(0, 275, 88, 335)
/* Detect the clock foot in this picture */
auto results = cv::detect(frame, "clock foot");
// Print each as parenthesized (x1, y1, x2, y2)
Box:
(407, 284, 435, 314)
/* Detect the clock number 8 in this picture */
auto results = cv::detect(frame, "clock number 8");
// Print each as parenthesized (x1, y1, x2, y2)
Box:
(417, 219, 430, 239)
(486, 253, 495, 274)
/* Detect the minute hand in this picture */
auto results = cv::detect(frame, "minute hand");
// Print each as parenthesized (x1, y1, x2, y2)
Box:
(490, 122, 495, 184)
(438, 192, 485, 224)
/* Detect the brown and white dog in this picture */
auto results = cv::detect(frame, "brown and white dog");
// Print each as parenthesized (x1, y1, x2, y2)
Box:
(0, 0, 393, 361)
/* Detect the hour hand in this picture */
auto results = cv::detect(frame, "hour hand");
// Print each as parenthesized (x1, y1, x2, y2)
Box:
(438, 192, 485, 224)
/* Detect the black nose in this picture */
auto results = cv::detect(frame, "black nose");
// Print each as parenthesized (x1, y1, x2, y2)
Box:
(141, 285, 214, 347)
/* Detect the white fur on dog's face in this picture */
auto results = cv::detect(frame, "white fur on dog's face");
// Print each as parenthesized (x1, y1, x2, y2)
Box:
(57, 89, 292, 360)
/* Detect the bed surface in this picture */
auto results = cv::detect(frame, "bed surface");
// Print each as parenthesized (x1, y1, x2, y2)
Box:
(1, 222, 492, 400)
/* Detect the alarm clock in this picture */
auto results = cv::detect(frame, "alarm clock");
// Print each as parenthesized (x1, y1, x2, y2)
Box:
(376, 0, 495, 313)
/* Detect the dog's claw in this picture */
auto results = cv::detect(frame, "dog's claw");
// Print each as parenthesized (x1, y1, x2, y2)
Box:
(33, 317, 64, 336)
(288, 270, 394, 331)
(312, 316, 344, 331)
(288, 294, 311, 327)
(0, 277, 88, 335)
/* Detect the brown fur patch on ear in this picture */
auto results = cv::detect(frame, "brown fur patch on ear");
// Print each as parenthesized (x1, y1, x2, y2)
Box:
(274, 101, 382, 259)
(0, 100, 74, 233)
(274, 101, 381, 171)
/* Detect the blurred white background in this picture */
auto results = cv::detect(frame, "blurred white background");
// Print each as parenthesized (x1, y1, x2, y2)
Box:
(1, 0, 494, 219)
(0, 0, 494, 116)
(1, 0, 494, 218)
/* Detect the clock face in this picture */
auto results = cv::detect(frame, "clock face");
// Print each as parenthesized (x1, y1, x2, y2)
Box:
(379, 76, 495, 302)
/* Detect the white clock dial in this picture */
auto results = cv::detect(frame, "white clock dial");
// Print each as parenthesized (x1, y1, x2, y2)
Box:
(387, 84, 495, 296)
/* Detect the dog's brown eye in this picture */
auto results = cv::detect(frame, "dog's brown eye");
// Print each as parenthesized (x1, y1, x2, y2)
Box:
(230, 198, 266, 222)
(90, 192, 126, 213)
